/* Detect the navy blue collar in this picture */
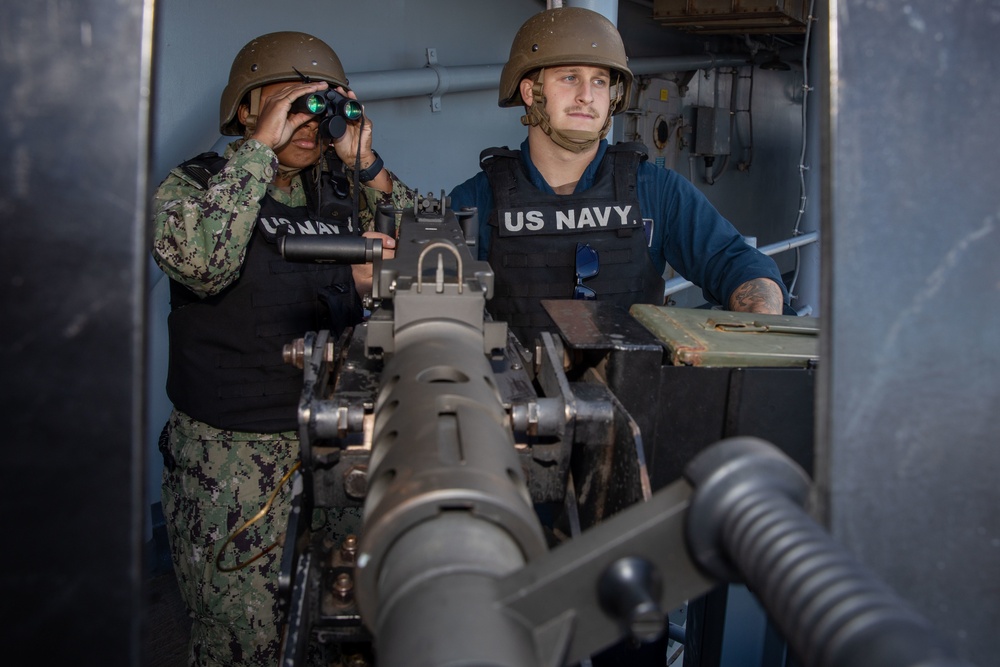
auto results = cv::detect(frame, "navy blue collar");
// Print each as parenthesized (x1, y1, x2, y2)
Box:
(518, 138, 610, 195)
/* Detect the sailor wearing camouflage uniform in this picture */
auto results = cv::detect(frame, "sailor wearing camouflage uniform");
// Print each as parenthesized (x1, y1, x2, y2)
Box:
(151, 32, 411, 666)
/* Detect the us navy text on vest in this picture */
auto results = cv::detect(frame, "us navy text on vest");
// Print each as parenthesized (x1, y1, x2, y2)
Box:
(497, 204, 640, 237)
(258, 216, 354, 238)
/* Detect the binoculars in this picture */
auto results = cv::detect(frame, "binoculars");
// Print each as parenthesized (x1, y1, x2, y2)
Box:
(290, 88, 363, 139)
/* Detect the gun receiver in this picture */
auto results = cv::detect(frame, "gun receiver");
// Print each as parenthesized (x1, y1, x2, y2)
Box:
(278, 195, 972, 667)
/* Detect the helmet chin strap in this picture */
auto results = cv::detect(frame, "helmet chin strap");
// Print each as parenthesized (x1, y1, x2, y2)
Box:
(520, 77, 613, 153)
(242, 88, 262, 137)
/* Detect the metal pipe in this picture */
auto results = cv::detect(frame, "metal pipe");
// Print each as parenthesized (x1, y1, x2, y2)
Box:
(663, 231, 819, 297)
(350, 64, 503, 101)
(348, 55, 748, 102)
(758, 230, 819, 256)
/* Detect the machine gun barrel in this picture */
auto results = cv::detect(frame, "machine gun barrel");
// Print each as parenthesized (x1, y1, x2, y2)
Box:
(357, 311, 548, 665)
(351, 196, 547, 665)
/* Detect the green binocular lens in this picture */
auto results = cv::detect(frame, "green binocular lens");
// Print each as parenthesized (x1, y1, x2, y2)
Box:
(290, 90, 363, 121)
(301, 94, 327, 115)
(341, 99, 363, 120)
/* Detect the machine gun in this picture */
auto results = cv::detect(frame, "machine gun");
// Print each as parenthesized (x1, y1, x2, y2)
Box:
(277, 195, 971, 667)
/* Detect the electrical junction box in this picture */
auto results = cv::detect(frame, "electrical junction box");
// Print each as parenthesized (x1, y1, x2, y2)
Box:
(694, 106, 731, 157)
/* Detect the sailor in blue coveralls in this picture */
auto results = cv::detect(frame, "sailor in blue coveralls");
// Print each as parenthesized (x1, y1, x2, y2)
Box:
(450, 7, 786, 345)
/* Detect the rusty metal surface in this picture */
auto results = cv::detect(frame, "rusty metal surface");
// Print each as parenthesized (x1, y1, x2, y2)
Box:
(630, 305, 819, 368)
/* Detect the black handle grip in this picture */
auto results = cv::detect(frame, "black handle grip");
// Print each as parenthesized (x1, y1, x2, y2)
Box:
(685, 438, 972, 667)
(279, 235, 380, 264)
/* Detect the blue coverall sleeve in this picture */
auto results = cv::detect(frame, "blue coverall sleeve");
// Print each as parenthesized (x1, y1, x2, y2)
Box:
(640, 163, 786, 306)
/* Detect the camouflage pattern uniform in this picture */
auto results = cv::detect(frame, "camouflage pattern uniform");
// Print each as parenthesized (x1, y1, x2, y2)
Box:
(154, 137, 412, 666)
(159, 412, 297, 666)
(153, 138, 412, 297)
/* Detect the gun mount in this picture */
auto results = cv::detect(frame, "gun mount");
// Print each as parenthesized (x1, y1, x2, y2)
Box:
(277, 195, 971, 667)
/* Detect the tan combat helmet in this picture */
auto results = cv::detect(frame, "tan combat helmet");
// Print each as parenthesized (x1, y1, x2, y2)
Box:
(498, 6, 633, 115)
(219, 31, 350, 136)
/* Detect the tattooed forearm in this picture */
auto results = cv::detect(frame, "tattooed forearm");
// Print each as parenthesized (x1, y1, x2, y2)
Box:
(728, 278, 783, 314)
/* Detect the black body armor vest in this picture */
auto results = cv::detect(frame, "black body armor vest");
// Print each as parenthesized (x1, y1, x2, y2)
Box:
(166, 152, 363, 432)
(482, 143, 665, 344)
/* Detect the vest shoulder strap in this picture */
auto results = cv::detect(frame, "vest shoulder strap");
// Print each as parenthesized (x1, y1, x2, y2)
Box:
(480, 146, 518, 169)
(606, 142, 645, 201)
(607, 141, 649, 162)
(480, 147, 521, 211)
(178, 152, 229, 190)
